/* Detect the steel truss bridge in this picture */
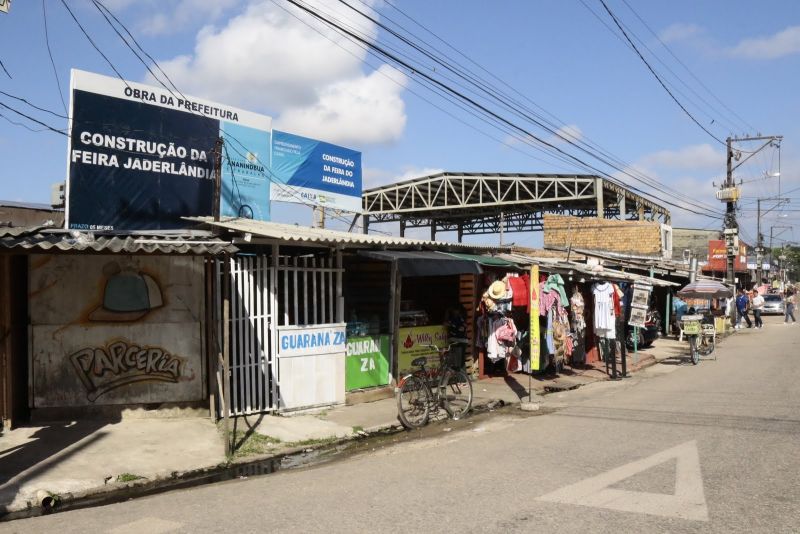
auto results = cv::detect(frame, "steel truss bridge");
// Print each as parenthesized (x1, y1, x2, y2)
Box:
(361, 172, 670, 241)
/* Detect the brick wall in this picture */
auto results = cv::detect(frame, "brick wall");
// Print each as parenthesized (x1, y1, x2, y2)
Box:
(543, 214, 664, 257)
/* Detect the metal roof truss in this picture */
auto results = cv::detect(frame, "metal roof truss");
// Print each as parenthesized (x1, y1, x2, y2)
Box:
(362, 173, 669, 236)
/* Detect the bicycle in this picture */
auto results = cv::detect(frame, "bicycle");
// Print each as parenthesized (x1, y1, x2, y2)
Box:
(680, 315, 715, 365)
(396, 343, 473, 428)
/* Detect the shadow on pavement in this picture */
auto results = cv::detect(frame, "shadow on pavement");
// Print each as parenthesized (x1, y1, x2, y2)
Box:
(0, 420, 114, 507)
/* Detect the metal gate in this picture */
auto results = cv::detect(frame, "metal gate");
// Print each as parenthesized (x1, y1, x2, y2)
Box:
(216, 254, 277, 416)
(215, 249, 342, 416)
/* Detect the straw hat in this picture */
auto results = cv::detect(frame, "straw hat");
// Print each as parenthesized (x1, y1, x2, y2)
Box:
(488, 280, 506, 300)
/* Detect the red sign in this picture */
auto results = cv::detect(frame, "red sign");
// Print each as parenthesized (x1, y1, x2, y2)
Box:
(703, 240, 746, 272)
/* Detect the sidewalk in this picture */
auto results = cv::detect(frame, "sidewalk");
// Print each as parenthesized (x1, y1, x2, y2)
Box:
(0, 331, 726, 518)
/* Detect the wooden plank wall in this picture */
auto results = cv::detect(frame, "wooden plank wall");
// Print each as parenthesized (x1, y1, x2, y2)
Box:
(0, 255, 28, 428)
(459, 274, 477, 375)
(0, 256, 9, 426)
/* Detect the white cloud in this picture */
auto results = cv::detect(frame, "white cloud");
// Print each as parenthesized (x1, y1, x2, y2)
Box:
(361, 165, 444, 190)
(659, 23, 704, 44)
(99, 0, 241, 35)
(393, 167, 445, 183)
(140, 0, 242, 36)
(275, 65, 407, 146)
(153, 0, 407, 145)
(638, 144, 722, 171)
(550, 124, 582, 145)
(729, 25, 800, 60)
(101, 0, 140, 9)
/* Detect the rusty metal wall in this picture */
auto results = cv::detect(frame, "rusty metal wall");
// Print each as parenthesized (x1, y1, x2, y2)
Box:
(29, 254, 205, 407)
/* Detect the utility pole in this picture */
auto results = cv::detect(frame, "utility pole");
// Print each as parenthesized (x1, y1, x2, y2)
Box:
(212, 137, 223, 222)
(755, 198, 790, 282)
(769, 225, 792, 281)
(723, 137, 737, 288)
(719, 135, 783, 289)
(313, 206, 326, 229)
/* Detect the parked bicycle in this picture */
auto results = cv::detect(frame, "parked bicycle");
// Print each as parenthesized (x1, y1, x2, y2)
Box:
(396, 343, 473, 428)
(680, 314, 715, 365)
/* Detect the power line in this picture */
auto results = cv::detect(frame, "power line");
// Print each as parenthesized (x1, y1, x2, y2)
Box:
(90, 0, 174, 100)
(0, 57, 11, 79)
(618, 0, 757, 135)
(291, 0, 721, 218)
(76, 0, 381, 233)
(577, 0, 737, 137)
(0, 112, 59, 133)
(42, 0, 69, 115)
(341, 0, 721, 214)
(598, 0, 726, 145)
(0, 89, 68, 119)
(269, 0, 581, 173)
(59, 0, 131, 91)
(0, 100, 68, 136)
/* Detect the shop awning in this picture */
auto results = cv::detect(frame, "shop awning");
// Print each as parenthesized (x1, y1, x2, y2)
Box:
(357, 250, 483, 276)
(443, 252, 522, 268)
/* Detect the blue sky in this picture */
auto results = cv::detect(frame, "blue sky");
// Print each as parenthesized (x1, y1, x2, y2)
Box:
(1, 0, 798, 248)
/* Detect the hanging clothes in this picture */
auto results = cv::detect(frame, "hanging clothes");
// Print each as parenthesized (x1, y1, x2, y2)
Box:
(570, 289, 586, 365)
(487, 316, 517, 362)
(545, 308, 556, 356)
(593, 281, 616, 339)
(508, 276, 529, 308)
(495, 317, 518, 343)
(570, 290, 586, 331)
(543, 273, 569, 308)
(539, 281, 558, 316)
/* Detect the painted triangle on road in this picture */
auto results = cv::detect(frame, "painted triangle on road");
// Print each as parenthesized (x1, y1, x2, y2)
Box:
(536, 440, 709, 522)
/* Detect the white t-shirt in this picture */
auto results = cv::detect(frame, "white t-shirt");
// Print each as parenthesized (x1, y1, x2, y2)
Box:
(751, 295, 765, 310)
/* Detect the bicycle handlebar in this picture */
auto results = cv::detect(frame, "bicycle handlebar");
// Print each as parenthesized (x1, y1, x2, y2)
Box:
(424, 342, 465, 353)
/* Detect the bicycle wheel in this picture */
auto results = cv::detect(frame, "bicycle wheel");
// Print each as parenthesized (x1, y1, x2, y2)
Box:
(688, 336, 699, 365)
(697, 334, 715, 357)
(441, 369, 473, 420)
(397, 375, 431, 428)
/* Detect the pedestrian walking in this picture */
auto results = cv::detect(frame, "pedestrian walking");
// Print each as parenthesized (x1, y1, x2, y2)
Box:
(785, 290, 796, 324)
(736, 288, 752, 329)
(751, 291, 765, 329)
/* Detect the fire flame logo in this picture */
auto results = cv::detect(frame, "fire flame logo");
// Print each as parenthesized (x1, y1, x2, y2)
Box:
(403, 334, 414, 349)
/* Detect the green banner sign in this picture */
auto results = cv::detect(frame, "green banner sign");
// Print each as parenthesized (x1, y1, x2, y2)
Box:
(346, 335, 390, 391)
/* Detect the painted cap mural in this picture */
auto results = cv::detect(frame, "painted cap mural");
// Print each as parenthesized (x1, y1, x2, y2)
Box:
(89, 262, 163, 322)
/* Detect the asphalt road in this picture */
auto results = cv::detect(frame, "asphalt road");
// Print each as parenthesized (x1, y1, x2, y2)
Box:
(4, 315, 799, 533)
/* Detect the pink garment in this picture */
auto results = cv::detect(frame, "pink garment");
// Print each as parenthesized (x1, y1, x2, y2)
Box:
(539, 282, 558, 316)
(495, 317, 518, 343)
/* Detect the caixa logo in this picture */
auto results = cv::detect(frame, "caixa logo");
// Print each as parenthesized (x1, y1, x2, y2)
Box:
(70, 339, 187, 402)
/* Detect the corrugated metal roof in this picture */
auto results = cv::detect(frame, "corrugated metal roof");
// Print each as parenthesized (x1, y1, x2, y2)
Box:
(445, 252, 521, 267)
(186, 217, 509, 252)
(358, 250, 483, 276)
(0, 225, 51, 238)
(497, 253, 679, 287)
(0, 228, 236, 255)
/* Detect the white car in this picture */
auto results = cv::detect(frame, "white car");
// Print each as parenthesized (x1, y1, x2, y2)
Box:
(762, 294, 785, 315)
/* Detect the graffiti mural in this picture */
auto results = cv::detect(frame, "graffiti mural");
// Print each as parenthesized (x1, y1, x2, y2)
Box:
(70, 339, 188, 402)
(89, 262, 164, 322)
(30, 254, 205, 408)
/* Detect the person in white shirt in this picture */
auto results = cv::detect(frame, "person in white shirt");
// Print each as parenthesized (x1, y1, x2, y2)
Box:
(750, 291, 765, 329)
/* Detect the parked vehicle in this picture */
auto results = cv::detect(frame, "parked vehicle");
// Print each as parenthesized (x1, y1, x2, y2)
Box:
(627, 309, 661, 350)
(762, 294, 785, 315)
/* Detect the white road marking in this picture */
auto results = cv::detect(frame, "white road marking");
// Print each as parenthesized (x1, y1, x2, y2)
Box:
(108, 517, 183, 534)
(537, 440, 709, 521)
